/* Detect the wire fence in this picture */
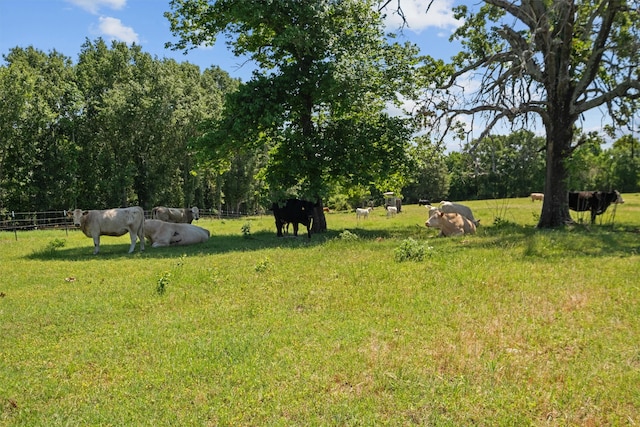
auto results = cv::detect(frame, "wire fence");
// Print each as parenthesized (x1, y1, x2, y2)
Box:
(0, 208, 266, 237)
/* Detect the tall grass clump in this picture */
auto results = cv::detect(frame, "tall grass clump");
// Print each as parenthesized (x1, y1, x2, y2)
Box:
(156, 271, 170, 295)
(33, 238, 66, 257)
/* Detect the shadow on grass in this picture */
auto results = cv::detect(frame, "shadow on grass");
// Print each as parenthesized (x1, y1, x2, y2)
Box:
(24, 221, 638, 261)
(474, 221, 640, 258)
(24, 228, 402, 261)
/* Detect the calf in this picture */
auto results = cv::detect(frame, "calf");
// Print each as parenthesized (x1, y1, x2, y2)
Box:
(530, 193, 544, 202)
(69, 207, 145, 254)
(272, 199, 316, 238)
(144, 220, 209, 247)
(356, 207, 372, 219)
(426, 211, 476, 237)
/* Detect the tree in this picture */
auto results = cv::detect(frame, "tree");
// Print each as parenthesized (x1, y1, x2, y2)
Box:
(166, 0, 419, 232)
(600, 135, 640, 191)
(0, 47, 80, 211)
(565, 131, 605, 190)
(403, 136, 450, 203)
(74, 39, 237, 209)
(417, 0, 640, 227)
(464, 130, 545, 199)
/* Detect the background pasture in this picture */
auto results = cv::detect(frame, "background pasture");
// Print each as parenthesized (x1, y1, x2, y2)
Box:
(1, 196, 639, 425)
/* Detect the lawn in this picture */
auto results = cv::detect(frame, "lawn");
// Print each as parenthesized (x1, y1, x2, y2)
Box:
(1, 196, 639, 426)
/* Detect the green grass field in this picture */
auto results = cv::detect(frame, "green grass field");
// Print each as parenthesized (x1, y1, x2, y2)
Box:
(1, 196, 639, 426)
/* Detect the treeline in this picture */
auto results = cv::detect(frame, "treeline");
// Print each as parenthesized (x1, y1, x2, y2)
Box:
(403, 130, 639, 204)
(0, 39, 244, 213)
(1, 40, 638, 214)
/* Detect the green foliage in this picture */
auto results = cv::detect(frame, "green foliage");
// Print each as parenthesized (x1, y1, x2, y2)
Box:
(0, 40, 238, 211)
(394, 237, 430, 262)
(241, 222, 251, 239)
(566, 132, 640, 193)
(337, 230, 359, 241)
(47, 238, 66, 250)
(327, 193, 352, 211)
(156, 271, 171, 295)
(404, 135, 450, 202)
(254, 257, 270, 272)
(34, 238, 67, 257)
(167, 0, 419, 205)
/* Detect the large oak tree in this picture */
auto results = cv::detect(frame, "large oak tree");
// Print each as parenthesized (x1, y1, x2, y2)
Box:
(417, 0, 639, 227)
(166, 0, 419, 232)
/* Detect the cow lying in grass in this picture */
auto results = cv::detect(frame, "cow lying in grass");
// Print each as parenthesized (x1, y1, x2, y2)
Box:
(152, 206, 200, 224)
(439, 201, 479, 226)
(144, 219, 209, 247)
(426, 211, 477, 237)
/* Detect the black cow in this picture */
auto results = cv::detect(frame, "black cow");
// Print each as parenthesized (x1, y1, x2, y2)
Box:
(272, 199, 316, 238)
(568, 190, 623, 224)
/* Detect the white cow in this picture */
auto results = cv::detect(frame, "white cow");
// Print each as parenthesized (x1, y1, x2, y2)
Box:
(69, 207, 145, 254)
(426, 211, 476, 237)
(439, 201, 478, 225)
(386, 206, 397, 217)
(152, 206, 200, 223)
(356, 207, 372, 219)
(144, 219, 209, 247)
(530, 193, 544, 202)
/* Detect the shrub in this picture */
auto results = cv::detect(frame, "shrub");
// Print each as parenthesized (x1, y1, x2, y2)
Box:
(254, 257, 270, 272)
(338, 230, 360, 241)
(241, 222, 251, 238)
(394, 238, 431, 262)
(156, 271, 171, 295)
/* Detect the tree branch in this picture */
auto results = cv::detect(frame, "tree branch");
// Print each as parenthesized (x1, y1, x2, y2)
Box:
(574, 0, 624, 98)
(576, 78, 640, 114)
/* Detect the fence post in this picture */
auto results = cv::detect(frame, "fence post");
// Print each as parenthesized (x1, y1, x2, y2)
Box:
(12, 211, 17, 241)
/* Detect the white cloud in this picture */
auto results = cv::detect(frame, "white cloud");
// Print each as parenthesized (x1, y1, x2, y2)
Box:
(67, 0, 126, 15)
(97, 16, 139, 44)
(382, 0, 461, 33)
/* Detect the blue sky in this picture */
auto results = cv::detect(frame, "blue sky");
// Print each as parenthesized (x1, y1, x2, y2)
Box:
(0, 0, 621, 150)
(0, 0, 463, 82)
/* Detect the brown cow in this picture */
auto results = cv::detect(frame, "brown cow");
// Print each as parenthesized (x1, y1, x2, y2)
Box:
(426, 211, 476, 237)
(69, 207, 145, 254)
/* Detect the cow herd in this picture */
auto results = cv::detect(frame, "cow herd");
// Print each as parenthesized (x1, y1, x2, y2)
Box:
(68, 206, 207, 254)
(67, 190, 624, 253)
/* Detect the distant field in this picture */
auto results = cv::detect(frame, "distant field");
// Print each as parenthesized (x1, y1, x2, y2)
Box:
(1, 195, 639, 425)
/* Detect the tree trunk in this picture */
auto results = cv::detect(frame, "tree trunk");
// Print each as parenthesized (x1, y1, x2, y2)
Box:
(537, 117, 574, 228)
(312, 198, 327, 234)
